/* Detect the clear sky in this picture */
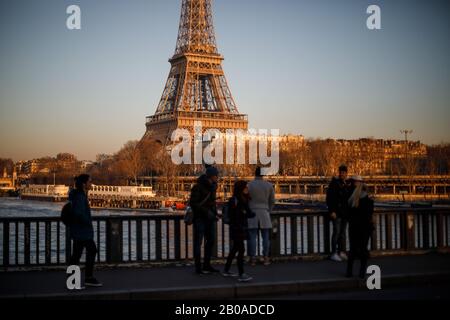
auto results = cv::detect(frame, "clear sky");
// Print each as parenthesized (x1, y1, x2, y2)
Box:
(0, 0, 449, 161)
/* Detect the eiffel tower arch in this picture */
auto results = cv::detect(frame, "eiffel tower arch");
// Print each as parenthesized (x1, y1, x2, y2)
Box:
(143, 0, 249, 146)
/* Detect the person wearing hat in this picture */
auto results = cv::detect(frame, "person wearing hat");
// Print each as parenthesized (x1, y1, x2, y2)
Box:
(189, 166, 220, 274)
(346, 175, 374, 279)
(326, 164, 351, 262)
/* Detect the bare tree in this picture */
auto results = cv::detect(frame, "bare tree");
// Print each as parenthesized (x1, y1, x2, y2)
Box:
(115, 141, 146, 185)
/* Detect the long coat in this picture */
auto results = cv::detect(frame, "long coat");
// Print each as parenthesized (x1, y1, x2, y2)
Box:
(189, 174, 217, 221)
(247, 177, 275, 229)
(348, 195, 374, 260)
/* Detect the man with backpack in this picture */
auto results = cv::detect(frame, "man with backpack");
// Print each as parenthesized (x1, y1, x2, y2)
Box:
(189, 166, 220, 274)
(66, 174, 102, 287)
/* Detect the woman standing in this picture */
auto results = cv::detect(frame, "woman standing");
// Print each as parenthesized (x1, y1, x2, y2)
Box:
(346, 175, 375, 279)
(222, 180, 255, 282)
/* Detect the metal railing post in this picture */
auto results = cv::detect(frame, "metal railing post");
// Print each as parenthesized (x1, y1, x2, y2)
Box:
(106, 218, 122, 264)
(422, 212, 430, 249)
(3, 222, 9, 268)
(24, 221, 30, 265)
(290, 216, 298, 255)
(307, 216, 314, 254)
(323, 215, 331, 254)
(270, 216, 280, 257)
(45, 221, 51, 265)
(436, 211, 445, 250)
(136, 219, 143, 261)
(65, 225, 72, 264)
(404, 210, 416, 251)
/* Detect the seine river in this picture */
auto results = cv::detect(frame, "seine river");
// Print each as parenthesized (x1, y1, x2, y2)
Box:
(0, 197, 150, 217)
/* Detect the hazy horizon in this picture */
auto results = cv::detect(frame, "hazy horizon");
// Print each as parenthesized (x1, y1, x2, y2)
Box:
(1, 0, 449, 162)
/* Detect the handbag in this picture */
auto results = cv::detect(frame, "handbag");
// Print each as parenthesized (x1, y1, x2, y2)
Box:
(184, 206, 194, 225)
(184, 192, 211, 225)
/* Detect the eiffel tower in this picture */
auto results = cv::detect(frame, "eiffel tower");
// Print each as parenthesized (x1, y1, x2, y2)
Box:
(143, 0, 248, 145)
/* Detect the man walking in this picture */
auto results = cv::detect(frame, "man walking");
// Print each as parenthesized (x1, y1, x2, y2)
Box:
(190, 166, 220, 274)
(68, 174, 102, 287)
(247, 167, 275, 266)
(326, 165, 351, 262)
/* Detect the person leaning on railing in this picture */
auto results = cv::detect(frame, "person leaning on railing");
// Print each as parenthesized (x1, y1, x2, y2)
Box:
(189, 166, 220, 275)
(247, 167, 275, 266)
(68, 174, 102, 287)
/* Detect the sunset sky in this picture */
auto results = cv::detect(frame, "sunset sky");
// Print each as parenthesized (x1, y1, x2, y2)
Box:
(1, 0, 449, 161)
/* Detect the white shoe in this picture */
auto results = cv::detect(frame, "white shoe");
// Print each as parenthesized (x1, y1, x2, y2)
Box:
(222, 271, 238, 277)
(330, 253, 343, 262)
(238, 273, 253, 282)
(339, 252, 348, 261)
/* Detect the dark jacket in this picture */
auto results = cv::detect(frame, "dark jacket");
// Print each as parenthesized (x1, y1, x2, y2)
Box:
(189, 174, 217, 221)
(326, 177, 350, 219)
(68, 188, 94, 241)
(348, 196, 374, 234)
(348, 195, 374, 259)
(228, 196, 255, 241)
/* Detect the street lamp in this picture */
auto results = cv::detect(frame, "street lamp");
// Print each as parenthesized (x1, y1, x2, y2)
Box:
(400, 129, 413, 194)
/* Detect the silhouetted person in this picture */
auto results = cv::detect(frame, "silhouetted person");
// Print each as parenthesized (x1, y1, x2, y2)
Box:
(68, 174, 102, 287)
(346, 175, 374, 279)
(326, 164, 351, 262)
(247, 167, 275, 266)
(190, 166, 220, 274)
(222, 180, 255, 282)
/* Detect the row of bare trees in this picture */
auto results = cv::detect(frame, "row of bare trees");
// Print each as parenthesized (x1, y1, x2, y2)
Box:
(95, 139, 450, 182)
(86, 139, 170, 185)
(279, 140, 450, 177)
(5, 139, 450, 187)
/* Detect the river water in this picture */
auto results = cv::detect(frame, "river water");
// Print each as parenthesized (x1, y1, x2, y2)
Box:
(0, 197, 153, 217)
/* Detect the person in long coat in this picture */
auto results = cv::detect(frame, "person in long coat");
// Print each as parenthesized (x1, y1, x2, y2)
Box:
(346, 175, 375, 279)
(247, 167, 275, 266)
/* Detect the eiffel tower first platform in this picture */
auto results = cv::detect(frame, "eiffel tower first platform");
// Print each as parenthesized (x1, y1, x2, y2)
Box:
(143, 0, 248, 145)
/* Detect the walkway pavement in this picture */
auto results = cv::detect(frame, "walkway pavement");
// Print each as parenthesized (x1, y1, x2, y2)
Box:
(1, 254, 449, 299)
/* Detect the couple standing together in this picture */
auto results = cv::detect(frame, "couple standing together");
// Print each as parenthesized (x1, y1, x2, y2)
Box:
(326, 165, 375, 278)
(189, 166, 275, 282)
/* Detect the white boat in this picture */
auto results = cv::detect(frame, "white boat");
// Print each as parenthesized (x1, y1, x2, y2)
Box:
(20, 184, 69, 201)
(20, 184, 157, 201)
(89, 184, 156, 198)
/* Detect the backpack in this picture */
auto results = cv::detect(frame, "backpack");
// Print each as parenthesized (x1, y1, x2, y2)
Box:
(61, 201, 74, 226)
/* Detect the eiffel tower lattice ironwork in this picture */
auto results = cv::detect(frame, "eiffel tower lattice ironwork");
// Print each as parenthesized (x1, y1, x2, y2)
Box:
(143, 0, 248, 145)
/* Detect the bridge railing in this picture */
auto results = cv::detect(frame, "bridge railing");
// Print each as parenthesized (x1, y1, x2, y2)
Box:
(1, 208, 449, 269)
